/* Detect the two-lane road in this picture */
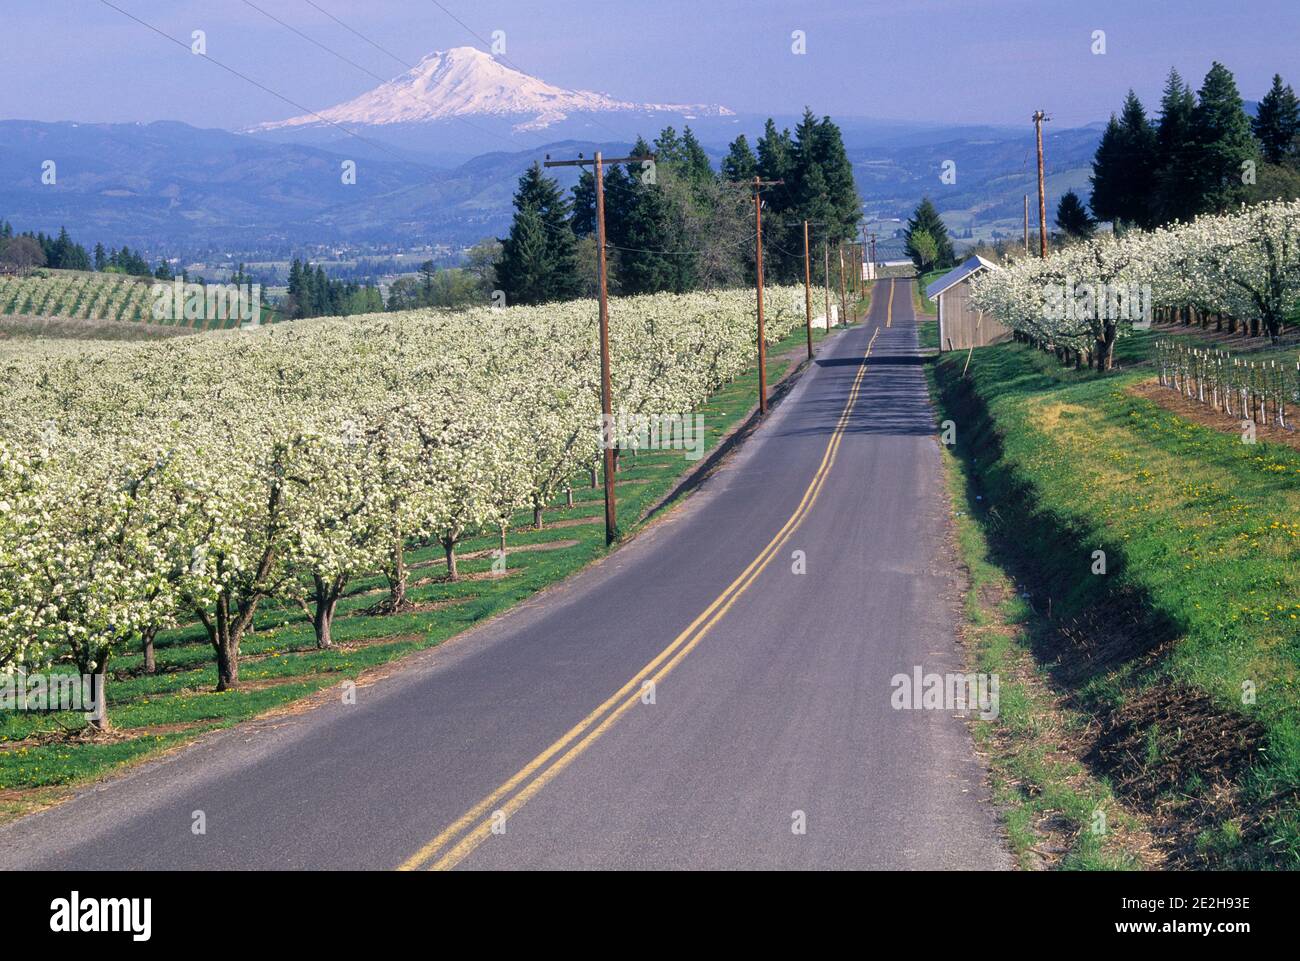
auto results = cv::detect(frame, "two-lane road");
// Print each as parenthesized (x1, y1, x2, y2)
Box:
(0, 278, 1007, 871)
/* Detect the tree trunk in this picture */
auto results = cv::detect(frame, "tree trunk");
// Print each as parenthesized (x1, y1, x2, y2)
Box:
(313, 606, 334, 649)
(533, 503, 544, 529)
(443, 538, 459, 581)
(207, 595, 255, 691)
(87, 662, 110, 732)
(142, 626, 157, 675)
(590, 465, 598, 489)
(214, 634, 239, 691)
(566, 487, 574, 508)
(384, 536, 407, 612)
(312, 574, 341, 649)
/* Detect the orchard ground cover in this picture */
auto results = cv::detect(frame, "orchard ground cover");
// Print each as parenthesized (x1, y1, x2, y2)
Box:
(0, 300, 843, 821)
(932, 332, 1300, 868)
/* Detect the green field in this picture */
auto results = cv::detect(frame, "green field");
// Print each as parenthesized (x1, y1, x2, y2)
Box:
(932, 331, 1300, 868)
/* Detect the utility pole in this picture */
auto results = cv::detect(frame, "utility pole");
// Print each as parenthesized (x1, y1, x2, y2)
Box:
(823, 242, 832, 329)
(545, 149, 653, 546)
(850, 243, 861, 324)
(752, 176, 783, 415)
(837, 243, 847, 329)
(803, 220, 813, 360)
(869, 233, 877, 277)
(1033, 111, 1050, 258)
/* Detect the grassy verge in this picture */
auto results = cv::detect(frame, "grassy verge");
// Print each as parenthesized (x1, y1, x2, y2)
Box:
(914, 269, 942, 350)
(0, 321, 837, 812)
(929, 335, 1300, 869)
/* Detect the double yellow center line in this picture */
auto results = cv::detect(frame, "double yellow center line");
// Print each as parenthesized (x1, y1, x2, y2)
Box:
(398, 326, 882, 872)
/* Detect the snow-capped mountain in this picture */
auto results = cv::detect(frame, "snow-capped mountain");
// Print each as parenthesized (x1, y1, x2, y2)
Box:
(254, 46, 732, 133)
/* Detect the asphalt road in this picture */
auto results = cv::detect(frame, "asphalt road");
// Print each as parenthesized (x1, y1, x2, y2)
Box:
(0, 279, 1008, 871)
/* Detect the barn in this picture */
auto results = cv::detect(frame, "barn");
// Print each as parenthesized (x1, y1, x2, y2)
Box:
(924, 255, 1012, 351)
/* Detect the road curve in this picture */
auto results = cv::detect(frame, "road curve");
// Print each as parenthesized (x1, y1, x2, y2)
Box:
(0, 278, 1008, 871)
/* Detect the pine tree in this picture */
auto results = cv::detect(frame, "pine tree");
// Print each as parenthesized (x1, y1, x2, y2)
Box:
(756, 119, 794, 184)
(610, 141, 678, 295)
(495, 162, 581, 304)
(654, 127, 684, 169)
(496, 205, 551, 305)
(93, 243, 107, 271)
(680, 127, 714, 184)
(1089, 91, 1157, 228)
(1252, 73, 1300, 165)
(1152, 68, 1200, 224)
(1189, 62, 1257, 215)
(571, 168, 597, 237)
(811, 115, 861, 245)
(1055, 189, 1097, 239)
(721, 134, 757, 182)
(904, 199, 954, 271)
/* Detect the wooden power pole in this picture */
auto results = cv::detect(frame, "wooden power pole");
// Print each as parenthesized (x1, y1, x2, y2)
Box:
(1033, 111, 1050, 257)
(837, 243, 847, 329)
(823, 243, 832, 330)
(752, 176, 783, 415)
(544, 149, 653, 545)
(802, 220, 813, 360)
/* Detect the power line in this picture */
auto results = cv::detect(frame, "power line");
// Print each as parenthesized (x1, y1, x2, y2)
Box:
(241, 0, 390, 84)
(299, 0, 410, 69)
(94, 0, 422, 166)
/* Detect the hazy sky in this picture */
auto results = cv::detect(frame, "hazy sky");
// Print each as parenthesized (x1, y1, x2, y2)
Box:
(2, 0, 1294, 131)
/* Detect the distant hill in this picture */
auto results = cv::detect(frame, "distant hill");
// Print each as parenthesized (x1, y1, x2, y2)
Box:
(0, 116, 1103, 257)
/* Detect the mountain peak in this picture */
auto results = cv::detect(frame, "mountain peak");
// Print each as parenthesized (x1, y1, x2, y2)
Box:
(253, 47, 732, 133)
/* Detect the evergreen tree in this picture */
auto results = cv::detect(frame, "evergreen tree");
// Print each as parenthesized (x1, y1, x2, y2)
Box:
(679, 127, 714, 184)
(904, 199, 954, 271)
(496, 205, 551, 305)
(495, 162, 581, 304)
(811, 114, 861, 245)
(286, 258, 305, 317)
(1089, 91, 1158, 227)
(1189, 62, 1256, 214)
(610, 139, 679, 295)
(1152, 68, 1200, 224)
(756, 119, 794, 184)
(93, 243, 107, 271)
(1055, 189, 1097, 239)
(721, 134, 757, 182)
(571, 168, 597, 237)
(653, 127, 684, 169)
(1252, 73, 1300, 165)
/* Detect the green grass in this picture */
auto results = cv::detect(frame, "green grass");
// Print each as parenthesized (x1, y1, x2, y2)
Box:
(913, 269, 943, 350)
(929, 364, 1147, 869)
(931, 332, 1300, 867)
(0, 322, 835, 798)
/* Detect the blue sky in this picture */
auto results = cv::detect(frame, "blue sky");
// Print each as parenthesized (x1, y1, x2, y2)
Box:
(2, 0, 1295, 129)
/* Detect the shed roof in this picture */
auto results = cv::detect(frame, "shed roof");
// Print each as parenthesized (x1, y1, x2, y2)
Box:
(924, 255, 1000, 300)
